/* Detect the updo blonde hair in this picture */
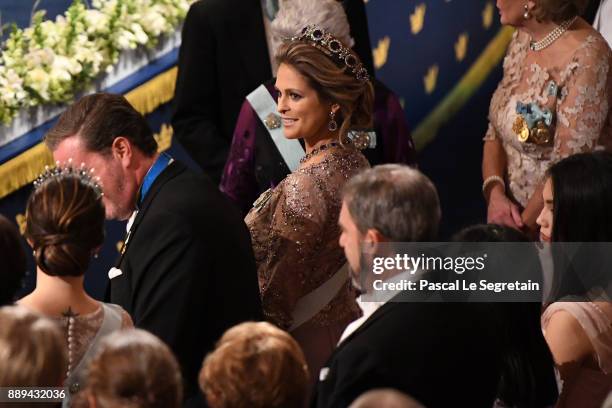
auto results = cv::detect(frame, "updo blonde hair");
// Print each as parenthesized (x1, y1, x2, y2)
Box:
(275, 39, 374, 143)
(531, 0, 587, 23)
(200, 322, 309, 408)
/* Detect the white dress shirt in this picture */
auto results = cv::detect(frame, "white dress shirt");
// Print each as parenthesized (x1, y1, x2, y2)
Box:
(337, 270, 419, 344)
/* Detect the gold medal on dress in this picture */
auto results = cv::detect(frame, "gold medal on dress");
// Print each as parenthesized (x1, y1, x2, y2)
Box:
(531, 121, 551, 145)
(513, 116, 530, 143)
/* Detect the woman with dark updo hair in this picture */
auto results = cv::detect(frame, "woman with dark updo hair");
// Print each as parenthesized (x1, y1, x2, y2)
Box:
(18, 167, 132, 399)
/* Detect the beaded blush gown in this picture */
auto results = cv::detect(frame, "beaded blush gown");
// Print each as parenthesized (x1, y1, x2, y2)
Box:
(245, 143, 369, 381)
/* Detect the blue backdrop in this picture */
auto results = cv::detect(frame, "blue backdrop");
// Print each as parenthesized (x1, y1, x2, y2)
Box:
(0, 0, 508, 298)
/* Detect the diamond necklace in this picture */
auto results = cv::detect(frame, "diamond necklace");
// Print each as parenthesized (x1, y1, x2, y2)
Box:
(529, 16, 577, 51)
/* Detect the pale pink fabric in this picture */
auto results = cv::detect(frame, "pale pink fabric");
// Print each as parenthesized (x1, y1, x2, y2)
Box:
(542, 301, 612, 406)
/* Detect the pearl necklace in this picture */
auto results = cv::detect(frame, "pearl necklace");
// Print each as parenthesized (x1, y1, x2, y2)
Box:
(529, 16, 577, 51)
(300, 141, 340, 164)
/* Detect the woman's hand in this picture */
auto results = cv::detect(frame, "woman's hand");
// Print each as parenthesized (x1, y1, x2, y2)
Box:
(487, 185, 524, 230)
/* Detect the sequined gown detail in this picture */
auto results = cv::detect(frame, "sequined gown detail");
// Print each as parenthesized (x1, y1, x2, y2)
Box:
(245, 146, 369, 330)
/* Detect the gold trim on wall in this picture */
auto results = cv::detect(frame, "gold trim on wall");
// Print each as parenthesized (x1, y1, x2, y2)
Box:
(0, 67, 178, 199)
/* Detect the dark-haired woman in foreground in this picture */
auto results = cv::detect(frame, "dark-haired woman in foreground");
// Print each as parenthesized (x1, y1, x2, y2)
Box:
(537, 151, 612, 407)
(18, 166, 132, 397)
(453, 224, 558, 407)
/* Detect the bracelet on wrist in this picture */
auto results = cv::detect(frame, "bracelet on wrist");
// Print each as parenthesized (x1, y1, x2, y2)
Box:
(482, 175, 505, 195)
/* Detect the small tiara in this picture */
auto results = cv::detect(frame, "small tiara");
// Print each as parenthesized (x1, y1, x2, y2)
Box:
(290, 25, 370, 83)
(33, 159, 103, 199)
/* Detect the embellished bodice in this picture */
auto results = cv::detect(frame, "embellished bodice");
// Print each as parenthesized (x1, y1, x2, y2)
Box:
(53, 304, 132, 378)
(485, 29, 612, 207)
(245, 146, 369, 329)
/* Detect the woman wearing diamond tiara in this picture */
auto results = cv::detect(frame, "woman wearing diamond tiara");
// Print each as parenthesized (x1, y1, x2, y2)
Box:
(220, 0, 416, 216)
(17, 166, 132, 400)
(245, 25, 372, 381)
(482, 0, 612, 237)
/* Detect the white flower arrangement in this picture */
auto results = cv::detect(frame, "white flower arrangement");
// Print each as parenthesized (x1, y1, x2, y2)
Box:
(0, 0, 193, 125)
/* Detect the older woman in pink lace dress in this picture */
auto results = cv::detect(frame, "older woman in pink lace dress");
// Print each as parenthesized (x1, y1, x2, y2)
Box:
(483, 0, 612, 235)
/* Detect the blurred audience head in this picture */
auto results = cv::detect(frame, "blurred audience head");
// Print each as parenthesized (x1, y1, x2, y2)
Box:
(538, 151, 612, 242)
(271, 0, 354, 48)
(275, 26, 373, 143)
(84, 328, 182, 408)
(452, 223, 529, 243)
(25, 168, 105, 278)
(200, 321, 309, 408)
(0, 215, 27, 305)
(531, 0, 588, 23)
(348, 389, 424, 408)
(452, 224, 558, 408)
(45, 93, 157, 221)
(0, 306, 67, 387)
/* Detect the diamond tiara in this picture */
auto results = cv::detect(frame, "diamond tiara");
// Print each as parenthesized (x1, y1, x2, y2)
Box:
(33, 159, 103, 199)
(290, 25, 370, 83)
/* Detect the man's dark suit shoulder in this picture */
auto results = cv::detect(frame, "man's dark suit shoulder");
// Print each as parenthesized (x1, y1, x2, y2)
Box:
(143, 162, 254, 255)
(315, 301, 502, 408)
(185, 0, 250, 25)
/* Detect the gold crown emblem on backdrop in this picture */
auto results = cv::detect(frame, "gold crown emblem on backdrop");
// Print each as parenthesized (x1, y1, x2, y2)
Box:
(455, 33, 469, 62)
(292, 25, 370, 82)
(410, 4, 426, 34)
(482, 2, 494, 29)
(373, 36, 391, 69)
(424, 65, 439, 94)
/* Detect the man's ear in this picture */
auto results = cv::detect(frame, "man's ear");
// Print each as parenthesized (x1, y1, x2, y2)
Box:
(365, 228, 386, 244)
(111, 136, 133, 167)
(362, 228, 386, 255)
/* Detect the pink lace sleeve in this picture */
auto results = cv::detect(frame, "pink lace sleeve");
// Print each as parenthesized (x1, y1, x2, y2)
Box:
(542, 301, 612, 374)
(483, 122, 498, 141)
(484, 30, 527, 142)
(552, 36, 612, 161)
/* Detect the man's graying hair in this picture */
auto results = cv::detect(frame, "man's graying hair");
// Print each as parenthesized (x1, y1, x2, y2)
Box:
(343, 165, 441, 242)
(270, 0, 354, 47)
